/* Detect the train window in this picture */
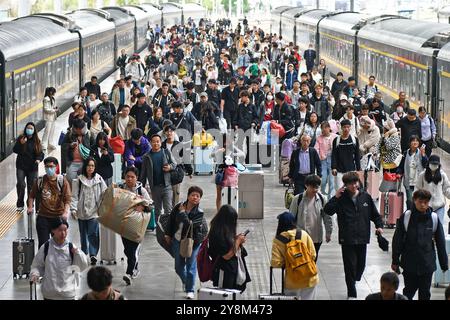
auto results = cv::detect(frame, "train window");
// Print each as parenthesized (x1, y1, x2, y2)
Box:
(47, 62, 52, 87)
(384, 58, 389, 86)
(20, 73, 26, 107)
(389, 59, 394, 89)
(14, 76, 20, 110)
(26, 71, 31, 104)
(31, 69, 36, 101)
(411, 67, 416, 101)
(405, 65, 411, 97)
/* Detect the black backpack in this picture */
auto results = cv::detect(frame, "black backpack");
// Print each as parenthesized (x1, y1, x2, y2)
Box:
(43, 240, 74, 263)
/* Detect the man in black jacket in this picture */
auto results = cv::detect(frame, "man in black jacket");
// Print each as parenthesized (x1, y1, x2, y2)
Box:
(288, 135, 322, 195)
(192, 93, 219, 131)
(97, 93, 116, 126)
(273, 92, 295, 139)
(220, 78, 240, 129)
(331, 72, 348, 101)
(130, 93, 153, 132)
(205, 79, 221, 107)
(324, 171, 384, 299)
(395, 108, 422, 153)
(84, 76, 101, 98)
(391, 189, 448, 300)
(116, 49, 128, 76)
(234, 91, 258, 164)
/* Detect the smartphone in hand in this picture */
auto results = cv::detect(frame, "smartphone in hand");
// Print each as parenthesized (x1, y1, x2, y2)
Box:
(243, 229, 250, 236)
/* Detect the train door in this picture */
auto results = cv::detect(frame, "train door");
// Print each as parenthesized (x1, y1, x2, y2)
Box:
(5, 72, 18, 154)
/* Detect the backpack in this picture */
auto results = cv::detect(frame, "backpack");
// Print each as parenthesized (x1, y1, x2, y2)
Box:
(197, 237, 217, 282)
(35, 175, 65, 213)
(43, 240, 74, 263)
(335, 134, 356, 147)
(294, 193, 325, 221)
(276, 230, 318, 281)
(403, 210, 438, 233)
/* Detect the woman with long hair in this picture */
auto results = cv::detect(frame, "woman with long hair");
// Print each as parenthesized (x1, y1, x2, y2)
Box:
(90, 132, 114, 186)
(13, 122, 44, 211)
(42, 87, 58, 153)
(302, 112, 322, 147)
(89, 109, 111, 141)
(70, 157, 107, 265)
(208, 205, 251, 291)
(147, 106, 165, 137)
(415, 155, 450, 224)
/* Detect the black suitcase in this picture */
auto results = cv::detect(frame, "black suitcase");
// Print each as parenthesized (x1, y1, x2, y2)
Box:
(12, 214, 35, 279)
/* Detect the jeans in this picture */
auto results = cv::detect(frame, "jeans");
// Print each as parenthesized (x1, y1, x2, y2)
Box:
(78, 219, 99, 257)
(435, 207, 445, 225)
(36, 215, 62, 249)
(151, 185, 173, 221)
(16, 169, 38, 208)
(122, 237, 140, 276)
(42, 120, 56, 150)
(403, 271, 433, 300)
(341, 244, 367, 298)
(320, 156, 334, 199)
(66, 162, 83, 183)
(172, 239, 201, 293)
(405, 186, 415, 210)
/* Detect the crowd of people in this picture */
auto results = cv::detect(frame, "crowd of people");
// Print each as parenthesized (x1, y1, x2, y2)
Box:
(11, 17, 449, 301)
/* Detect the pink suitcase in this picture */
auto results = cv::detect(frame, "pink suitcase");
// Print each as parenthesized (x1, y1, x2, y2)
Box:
(357, 170, 380, 200)
(380, 191, 404, 228)
(281, 138, 297, 158)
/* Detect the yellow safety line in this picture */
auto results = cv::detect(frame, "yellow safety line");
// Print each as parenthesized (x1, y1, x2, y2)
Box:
(320, 31, 353, 45)
(0, 190, 23, 239)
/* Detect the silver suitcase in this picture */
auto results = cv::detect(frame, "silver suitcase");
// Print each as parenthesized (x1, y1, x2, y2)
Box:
(198, 287, 242, 300)
(238, 172, 264, 219)
(99, 225, 124, 265)
(259, 267, 298, 300)
(221, 186, 239, 210)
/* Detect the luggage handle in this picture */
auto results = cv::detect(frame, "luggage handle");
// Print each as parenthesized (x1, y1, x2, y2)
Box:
(28, 213, 33, 240)
(269, 266, 285, 295)
(29, 281, 37, 300)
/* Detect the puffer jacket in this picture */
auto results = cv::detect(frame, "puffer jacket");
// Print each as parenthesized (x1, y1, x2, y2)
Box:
(30, 238, 89, 300)
(271, 229, 319, 290)
(415, 169, 450, 211)
(358, 118, 380, 156)
(376, 129, 401, 170)
(70, 174, 107, 220)
(166, 202, 208, 246)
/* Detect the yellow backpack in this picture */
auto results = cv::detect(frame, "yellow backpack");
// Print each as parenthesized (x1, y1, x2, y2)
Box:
(192, 131, 214, 147)
(276, 230, 317, 282)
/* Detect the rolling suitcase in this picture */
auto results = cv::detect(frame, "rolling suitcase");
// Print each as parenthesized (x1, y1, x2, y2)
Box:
(99, 225, 124, 265)
(357, 170, 380, 200)
(433, 235, 450, 287)
(197, 287, 242, 300)
(379, 181, 404, 228)
(259, 267, 298, 300)
(193, 146, 214, 175)
(30, 281, 38, 300)
(13, 214, 35, 279)
(279, 157, 290, 186)
(221, 186, 239, 211)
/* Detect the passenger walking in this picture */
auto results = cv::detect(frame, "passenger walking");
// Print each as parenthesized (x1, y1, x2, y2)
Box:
(288, 135, 322, 195)
(220, 78, 240, 129)
(119, 166, 151, 286)
(124, 128, 151, 173)
(358, 116, 381, 158)
(130, 93, 153, 132)
(271, 211, 318, 300)
(116, 49, 129, 77)
(89, 109, 111, 141)
(70, 157, 107, 265)
(165, 186, 208, 299)
(110, 105, 137, 142)
(27, 157, 71, 248)
(392, 189, 448, 300)
(324, 171, 384, 299)
(89, 132, 114, 186)
(365, 272, 408, 300)
(80, 266, 126, 300)
(331, 119, 361, 190)
(289, 175, 332, 260)
(390, 91, 410, 113)
(315, 121, 337, 199)
(140, 134, 176, 221)
(84, 76, 101, 98)
(397, 136, 428, 210)
(415, 155, 450, 224)
(396, 108, 422, 153)
(273, 92, 295, 139)
(30, 218, 89, 300)
(96, 93, 116, 126)
(418, 107, 436, 158)
(13, 122, 44, 212)
(304, 43, 316, 72)
(208, 205, 251, 291)
(42, 87, 58, 153)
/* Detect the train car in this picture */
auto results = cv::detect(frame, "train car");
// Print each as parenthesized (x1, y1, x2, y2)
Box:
(318, 12, 364, 80)
(122, 6, 152, 53)
(102, 6, 135, 62)
(271, 6, 292, 36)
(280, 7, 305, 45)
(137, 3, 163, 29)
(295, 9, 330, 55)
(434, 40, 450, 152)
(357, 17, 450, 112)
(66, 10, 115, 86)
(160, 2, 183, 28)
(182, 3, 206, 25)
(0, 16, 79, 159)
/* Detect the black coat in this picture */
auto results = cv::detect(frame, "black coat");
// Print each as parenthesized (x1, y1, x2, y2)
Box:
(192, 102, 220, 131)
(13, 136, 44, 172)
(392, 208, 448, 275)
(130, 103, 153, 131)
(272, 102, 294, 137)
(324, 190, 383, 245)
(84, 82, 101, 98)
(288, 147, 322, 180)
(166, 202, 208, 246)
(233, 103, 258, 130)
(89, 146, 114, 180)
(395, 116, 422, 152)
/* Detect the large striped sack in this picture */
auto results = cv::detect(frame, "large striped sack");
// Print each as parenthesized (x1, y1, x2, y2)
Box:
(97, 186, 151, 243)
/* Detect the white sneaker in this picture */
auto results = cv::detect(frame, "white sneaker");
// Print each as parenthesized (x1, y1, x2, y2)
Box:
(347, 297, 358, 300)
(185, 292, 195, 300)
(132, 269, 140, 279)
(123, 274, 132, 286)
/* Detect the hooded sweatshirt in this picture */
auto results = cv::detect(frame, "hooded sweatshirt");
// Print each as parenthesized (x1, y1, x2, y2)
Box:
(70, 173, 107, 220)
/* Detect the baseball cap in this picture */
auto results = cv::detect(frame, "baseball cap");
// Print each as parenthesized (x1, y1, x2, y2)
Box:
(200, 92, 208, 98)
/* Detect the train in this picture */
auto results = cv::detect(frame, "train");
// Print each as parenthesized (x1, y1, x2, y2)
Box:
(272, 6, 450, 152)
(0, 2, 206, 160)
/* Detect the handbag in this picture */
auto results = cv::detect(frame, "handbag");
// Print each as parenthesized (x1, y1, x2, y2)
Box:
(179, 220, 193, 258)
(218, 116, 227, 134)
(58, 131, 66, 146)
(235, 248, 247, 286)
(215, 168, 224, 185)
(78, 143, 91, 160)
(170, 165, 185, 185)
(109, 136, 125, 154)
(156, 214, 174, 258)
(383, 172, 398, 182)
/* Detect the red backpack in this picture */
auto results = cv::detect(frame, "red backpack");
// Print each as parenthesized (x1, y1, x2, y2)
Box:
(197, 238, 216, 283)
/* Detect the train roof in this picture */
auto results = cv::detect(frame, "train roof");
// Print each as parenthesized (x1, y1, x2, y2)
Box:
(437, 40, 450, 62)
(101, 6, 134, 26)
(282, 7, 306, 19)
(272, 6, 293, 14)
(0, 16, 78, 61)
(319, 12, 366, 36)
(358, 17, 450, 54)
(296, 9, 330, 26)
(66, 10, 115, 37)
(122, 5, 152, 22)
(160, 2, 183, 13)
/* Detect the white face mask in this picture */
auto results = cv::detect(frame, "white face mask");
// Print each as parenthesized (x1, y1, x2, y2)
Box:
(397, 107, 403, 114)
(267, 95, 273, 101)
(429, 164, 439, 171)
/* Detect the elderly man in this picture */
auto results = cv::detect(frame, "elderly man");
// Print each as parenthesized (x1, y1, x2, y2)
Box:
(288, 134, 322, 195)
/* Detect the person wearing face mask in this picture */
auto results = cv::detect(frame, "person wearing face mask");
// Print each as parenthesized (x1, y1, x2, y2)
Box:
(27, 157, 72, 249)
(42, 87, 58, 153)
(415, 155, 450, 225)
(391, 105, 406, 124)
(262, 92, 275, 121)
(13, 122, 44, 212)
